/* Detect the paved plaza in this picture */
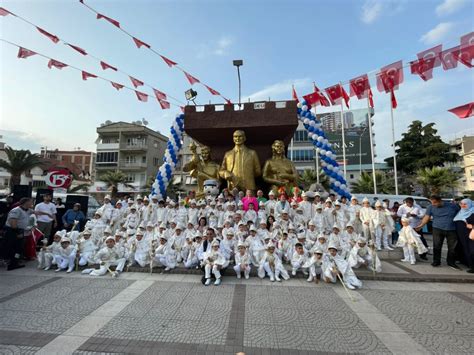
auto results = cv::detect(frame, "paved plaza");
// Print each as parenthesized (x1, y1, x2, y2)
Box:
(0, 265, 473, 355)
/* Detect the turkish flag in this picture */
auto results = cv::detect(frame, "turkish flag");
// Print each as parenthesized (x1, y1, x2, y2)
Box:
(160, 55, 177, 67)
(302, 92, 320, 106)
(349, 74, 371, 99)
(47, 59, 67, 69)
(184, 71, 200, 85)
(36, 27, 59, 43)
(376, 60, 403, 93)
(153, 89, 167, 101)
(129, 76, 144, 88)
(17, 47, 37, 59)
(292, 86, 299, 103)
(67, 44, 87, 55)
(111, 82, 124, 90)
(325, 84, 350, 108)
(390, 90, 397, 109)
(100, 61, 117, 71)
(225, 99, 232, 105)
(205, 85, 220, 96)
(458, 32, 474, 67)
(158, 99, 170, 109)
(314, 84, 330, 106)
(82, 71, 97, 81)
(96, 13, 120, 28)
(411, 45, 442, 81)
(0, 7, 12, 16)
(368, 89, 374, 108)
(448, 102, 474, 119)
(132, 37, 151, 49)
(440, 46, 459, 70)
(135, 90, 148, 102)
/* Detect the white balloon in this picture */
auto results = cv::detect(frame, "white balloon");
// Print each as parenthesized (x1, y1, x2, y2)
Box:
(335, 181, 341, 187)
(309, 120, 316, 126)
(340, 184, 346, 190)
(317, 136, 324, 142)
(334, 166, 339, 172)
(320, 149, 326, 155)
(297, 102, 302, 108)
(311, 134, 318, 140)
(321, 162, 327, 167)
(325, 151, 332, 157)
(327, 164, 333, 170)
(302, 105, 308, 111)
(304, 118, 310, 124)
(329, 178, 336, 183)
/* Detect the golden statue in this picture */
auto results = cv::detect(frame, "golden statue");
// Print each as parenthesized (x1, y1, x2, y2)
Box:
(219, 130, 261, 191)
(183, 142, 220, 198)
(263, 140, 299, 195)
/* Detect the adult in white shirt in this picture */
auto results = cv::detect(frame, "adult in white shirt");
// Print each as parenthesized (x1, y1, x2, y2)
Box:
(35, 193, 57, 244)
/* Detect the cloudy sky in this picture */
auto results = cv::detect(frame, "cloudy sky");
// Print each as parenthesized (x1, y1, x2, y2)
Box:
(1, 0, 473, 161)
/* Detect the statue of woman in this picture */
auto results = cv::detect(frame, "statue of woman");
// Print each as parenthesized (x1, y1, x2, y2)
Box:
(262, 140, 299, 195)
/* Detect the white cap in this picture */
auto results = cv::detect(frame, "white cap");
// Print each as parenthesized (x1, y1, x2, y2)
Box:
(60, 236, 71, 243)
(328, 241, 339, 250)
(237, 241, 246, 248)
(268, 190, 275, 196)
(105, 236, 115, 242)
(362, 197, 369, 203)
(147, 222, 154, 228)
(375, 200, 382, 207)
(266, 241, 276, 249)
(104, 195, 111, 200)
(211, 240, 220, 247)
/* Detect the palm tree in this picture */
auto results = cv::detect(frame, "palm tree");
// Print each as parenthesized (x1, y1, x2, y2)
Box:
(0, 146, 43, 187)
(351, 171, 393, 194)
(416, 167, 460, 196)
(298, 169, 330, 191)
(99, 171, 132, 198)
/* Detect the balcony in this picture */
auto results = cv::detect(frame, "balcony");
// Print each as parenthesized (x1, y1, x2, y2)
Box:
(119, 160, 148, 169)
(97, 143, 119, 150)
(120, 142, 147, 151)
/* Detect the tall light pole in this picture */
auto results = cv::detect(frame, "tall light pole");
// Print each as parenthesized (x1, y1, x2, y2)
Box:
(359, 126, 368, 175)
(233, 60, 243, 106)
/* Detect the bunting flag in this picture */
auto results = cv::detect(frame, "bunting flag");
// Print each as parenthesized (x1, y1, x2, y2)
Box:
(158, 99, 171, 109)
(410, 45, 442, 81)
(350, 74, 374, 108)
(376, 60, 403, 94)
(100, 61, 117, 71)
(291, 85, 299, 103)
(135, 90, 148, 102)
(184, 71, 200, 85)
(325, 84, 350, 108)
(153, 88, 167, 101)
(17, 47, 36, 59)
(160, 55, 177, 67)
(440, 46, 460, 70)
(458, 32, 474, 67)
(129, 76, 144, 88)
(47, 59, 67, 70)
(96, 13, 120, 28)
(0, 7, 12, 16)
(78, 1, 229, 103)
(36, 27, 59, 43)
(111, 82, 124, 90)
(132, 37, 151, 49)
(448, 102, 473, 119)
(82, 71, 97, 81)
(313, 84, 331, 106)
(205, 85, 220, 96)
(225, 99, 232, 105)
(67, 44, 87, 55)
(302, 91, 320, 107)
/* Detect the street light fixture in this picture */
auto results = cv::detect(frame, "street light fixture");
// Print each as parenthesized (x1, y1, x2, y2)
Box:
(233, 59, 243, 106)
(185, 89, 198, 105)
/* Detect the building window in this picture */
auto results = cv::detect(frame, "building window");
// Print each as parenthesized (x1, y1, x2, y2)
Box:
(96, 152, 118, 163)
(293, 130, 309, 142)
(142, 156, 146, 163)
(291, 149, 315, 161)
(350, 174, 354, 179)
(124, 173, 135, 182)
(127, 137, 146, 146)
(153, 157, 160, 166)
(125, 156, 136, 164)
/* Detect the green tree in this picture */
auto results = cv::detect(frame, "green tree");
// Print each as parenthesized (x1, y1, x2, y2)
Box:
(0, 146, 43, 186)
(385, 121, 458, 174)
(99, 171, 132, 198)
(416, 167, 460, 196)
(298, 169, 330, 191)
(351, 171, 393, 194)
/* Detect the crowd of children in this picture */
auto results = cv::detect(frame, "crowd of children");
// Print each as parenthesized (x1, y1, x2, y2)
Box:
(35, 190, 428, 288)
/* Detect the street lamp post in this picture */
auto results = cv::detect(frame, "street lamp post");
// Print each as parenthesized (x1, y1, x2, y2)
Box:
(233, 60, 243, 106)
(359, 126, 368, 175)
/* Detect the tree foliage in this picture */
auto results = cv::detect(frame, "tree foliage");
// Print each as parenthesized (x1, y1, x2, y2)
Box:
(99, 171, 132, 198)
(298, 169, 330, 191)
(0, 146, 43, 186)
(385, 121, 458, 174)
(351, 171, 393, 194)
(416, 167, 460, 196)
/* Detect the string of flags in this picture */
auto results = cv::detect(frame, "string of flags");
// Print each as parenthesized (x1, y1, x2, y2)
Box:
(298, 32, 473, 110)
(3, 39, 182, 108)
(448, 102, 474, 119)
(77, 0, 232, 105)
(0, 6, 183, 109)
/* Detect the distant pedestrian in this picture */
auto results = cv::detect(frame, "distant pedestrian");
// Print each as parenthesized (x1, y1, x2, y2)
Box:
(35, 193, 57, 244)
(416, 195, 460, 269)
(453, 199, 474, 273)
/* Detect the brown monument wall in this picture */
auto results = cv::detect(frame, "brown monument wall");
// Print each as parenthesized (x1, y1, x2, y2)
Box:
(184, 100, 298, 165)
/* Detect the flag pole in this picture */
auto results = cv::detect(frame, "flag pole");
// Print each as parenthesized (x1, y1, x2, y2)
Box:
(339, 84, 347, 180)
(367, 96, 377, 194)
(390, 91, 399, 195)
(314, 105, 320, 185)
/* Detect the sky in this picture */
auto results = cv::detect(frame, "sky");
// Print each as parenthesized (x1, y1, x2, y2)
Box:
(1, 0, 473, 161)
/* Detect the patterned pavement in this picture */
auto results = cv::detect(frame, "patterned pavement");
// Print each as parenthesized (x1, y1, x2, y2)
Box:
(0, 269, 473, 354)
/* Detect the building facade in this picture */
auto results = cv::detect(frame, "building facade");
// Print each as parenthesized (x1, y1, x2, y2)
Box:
(449, 135, 474, 193)
(95, 122, 168, 191)
(39, 148, 95, 181)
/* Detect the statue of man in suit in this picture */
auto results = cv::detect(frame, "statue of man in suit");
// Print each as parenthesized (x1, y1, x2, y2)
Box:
(219, 130, 261, 191)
